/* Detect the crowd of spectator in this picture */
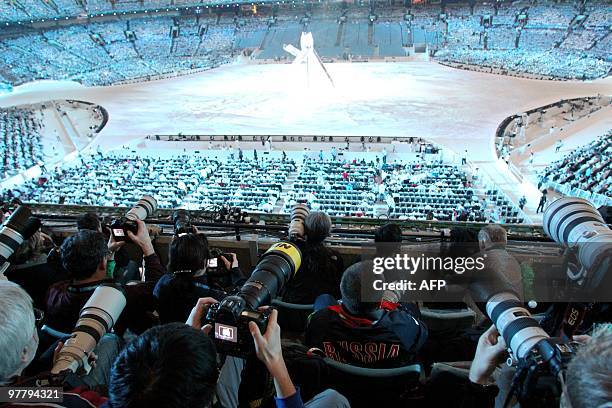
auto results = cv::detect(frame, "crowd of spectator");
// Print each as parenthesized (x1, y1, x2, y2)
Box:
(287, 158, 524, 223)
(0, 107, 43, 180)
(431, 1, 610, 80)
(1, 150, 526, 223)
(0, 1, 609, 86)
(540, 133, 611, 198)
(1, 16, 236, 86)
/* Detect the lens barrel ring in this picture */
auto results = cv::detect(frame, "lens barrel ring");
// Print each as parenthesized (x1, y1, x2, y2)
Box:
(489, 299, 524, 325)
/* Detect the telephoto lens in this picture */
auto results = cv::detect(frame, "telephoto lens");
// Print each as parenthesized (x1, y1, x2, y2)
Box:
(288, 203, 309, 241)
(485, 292, 550, 360)
(172, 209, 194, 235)
(51, 284, 127, 375)
(543, 197, 612, 290)
(240, 242, 302, 309)
(0, 206, 41, 267)
(126, 195, 158, 222)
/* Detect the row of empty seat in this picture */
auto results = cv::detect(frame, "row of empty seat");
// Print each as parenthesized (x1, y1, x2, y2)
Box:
(2, 153, 525, 223)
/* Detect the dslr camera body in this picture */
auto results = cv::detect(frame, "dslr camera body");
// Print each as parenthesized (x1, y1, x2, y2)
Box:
(206, 297, 273, 358)
(205, 242, 301, 358)
(110, 195, 157, 242)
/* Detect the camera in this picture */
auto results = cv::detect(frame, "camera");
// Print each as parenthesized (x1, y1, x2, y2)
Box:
(205, 242, 301, 357)
(52, 284, 126, 376)
(484, 291, 578, 407)
(205, 247, 234, 288)
(0, 205, 41, 275)
(288, 203, 309, 242)
(110, 195, 158, 242)
(468, 197, 610, 407)
(173, 209, 196, 235)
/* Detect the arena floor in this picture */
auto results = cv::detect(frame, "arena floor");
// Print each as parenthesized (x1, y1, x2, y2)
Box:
(1, 61, 610, 219)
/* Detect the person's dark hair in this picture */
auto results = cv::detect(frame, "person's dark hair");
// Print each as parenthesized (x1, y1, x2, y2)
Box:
(60, 230, 107, 280)
(374, 223, 402, 243)
(340, 261, 377, 315)
(442, 227, 480, 258)
(304, 211, 331, 245)
(76, 212, 101, 232)
(108, 323, 219, 408)
(374, 223, 403, 257)
(167, 233, 210, 273)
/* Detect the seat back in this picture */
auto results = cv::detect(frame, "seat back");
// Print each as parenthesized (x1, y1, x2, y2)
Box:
(321, 358, 423, 407)
(272, 299, 314, 335)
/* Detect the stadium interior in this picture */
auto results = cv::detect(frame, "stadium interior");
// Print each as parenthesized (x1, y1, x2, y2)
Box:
(0, 0, 610, 407)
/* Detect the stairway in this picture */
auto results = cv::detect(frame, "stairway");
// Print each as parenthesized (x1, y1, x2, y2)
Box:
(335, 22, 344, 47)
(273, 170, 300, 213)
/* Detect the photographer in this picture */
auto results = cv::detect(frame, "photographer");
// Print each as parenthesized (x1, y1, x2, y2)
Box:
(0, 280, 115, 406)
(282, 211, 344, 304)
(153, 233, 244, 323)
(306, 261, 428, 368)
(5, 228, 68, 308)
(76, 212, 103, 232)
(76, 212, 139, 285)
(103, 297, 349, 408)
(373, 222, 403, 283)
(473, 225, 523, 304)
(429, 325, 612, 408)
(45, 220, 163, 334)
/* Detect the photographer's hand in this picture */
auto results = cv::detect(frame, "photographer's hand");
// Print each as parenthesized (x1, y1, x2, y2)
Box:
(249, 309, 297, 399)
(53, 341, 97, 368)
(186, 297, 217, 333)
(469, 325, 507, 385)
(106, 228, 125, 260)
(220, 253, 239, 270)
(126, 219, 155, 256)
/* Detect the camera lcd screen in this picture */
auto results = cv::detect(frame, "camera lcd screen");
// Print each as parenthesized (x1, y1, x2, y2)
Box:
(207, 258, 218, 268)
(215, 323, 237, 343)
(113, 229, 125, 237)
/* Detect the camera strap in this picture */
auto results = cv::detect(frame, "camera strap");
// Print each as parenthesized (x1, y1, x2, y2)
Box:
(67, 280, 112, 294)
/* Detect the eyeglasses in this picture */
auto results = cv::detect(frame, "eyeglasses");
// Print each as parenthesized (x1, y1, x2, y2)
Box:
(33, 308, 45, 328)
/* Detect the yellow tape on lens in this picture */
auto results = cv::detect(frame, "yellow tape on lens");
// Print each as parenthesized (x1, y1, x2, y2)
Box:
(267, 242, 302, 275)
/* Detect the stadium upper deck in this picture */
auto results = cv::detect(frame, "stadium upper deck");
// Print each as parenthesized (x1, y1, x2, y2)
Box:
(0, 0, 610, 87)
